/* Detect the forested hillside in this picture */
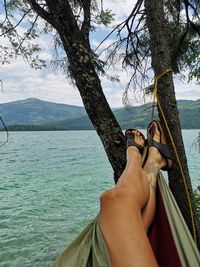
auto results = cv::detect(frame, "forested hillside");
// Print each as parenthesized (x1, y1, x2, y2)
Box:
(0, 99, 199, 130)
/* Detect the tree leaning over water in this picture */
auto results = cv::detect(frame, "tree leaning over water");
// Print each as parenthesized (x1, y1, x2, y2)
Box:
(0, 0, 199, 247)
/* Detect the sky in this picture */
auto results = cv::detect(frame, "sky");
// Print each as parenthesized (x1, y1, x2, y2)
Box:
(0, 0, 199, 108)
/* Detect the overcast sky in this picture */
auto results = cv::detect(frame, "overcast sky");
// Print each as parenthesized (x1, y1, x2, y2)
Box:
(0, 0, 199, 107)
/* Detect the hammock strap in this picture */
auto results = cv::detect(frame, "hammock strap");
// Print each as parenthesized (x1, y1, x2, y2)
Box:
(152, 69, 197, 244)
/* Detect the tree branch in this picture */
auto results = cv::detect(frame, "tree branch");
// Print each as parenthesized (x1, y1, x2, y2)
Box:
(0, 79, 4, 93)
(186, 0, 200, 21)
(81, 0, 91, 35)
(0, 115, 9, 148)
(124, 0, 144, 26)
(17, 14, 39, 53)
(184, 0, 200, 36)
(44, 0, 80, 34)
(0, 7, 32, 37)
(2, 0, 8, 25)
(95, 0, 144, 52)
(27, 0, 52, 25)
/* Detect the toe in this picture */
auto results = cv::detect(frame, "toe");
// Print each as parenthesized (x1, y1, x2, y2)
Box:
(140, 135, 145, 146)
(149, 121, 161, 143)
(132, 130, 136, 135)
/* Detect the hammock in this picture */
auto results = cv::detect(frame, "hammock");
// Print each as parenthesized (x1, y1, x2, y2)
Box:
(148, 173, 200, 267)
(52, 173, 200, 267)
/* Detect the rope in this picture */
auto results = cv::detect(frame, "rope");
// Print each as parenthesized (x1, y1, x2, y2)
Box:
(152, 69, 197, 244)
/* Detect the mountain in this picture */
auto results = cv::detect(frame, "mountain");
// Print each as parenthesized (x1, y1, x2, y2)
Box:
(0, 98, 199, 130)
(115, 100, 200, 129)
(0, 98, 86, 125)
(52, 103, 153, 130)
(51, 100, 200, 130)
(178, 100, 200, 128)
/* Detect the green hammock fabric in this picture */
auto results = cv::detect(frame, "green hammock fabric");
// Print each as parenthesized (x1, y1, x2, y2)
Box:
(158, 174, 200, 267)
(52, 218, 111, 267)
(52, 173, 200, 267)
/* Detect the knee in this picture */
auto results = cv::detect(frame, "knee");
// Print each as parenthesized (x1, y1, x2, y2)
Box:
(100, 188, 116, 206)
(100, 183, 147, 210)
(100, 185, 131, 207)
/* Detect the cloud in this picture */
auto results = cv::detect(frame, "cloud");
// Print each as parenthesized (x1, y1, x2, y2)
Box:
(174, 83, 200, 100)
(103, 0, 138, 22)
(0, 1, 199, 109)
(0, 56, 82, 105)
(1, 52, 199, 109)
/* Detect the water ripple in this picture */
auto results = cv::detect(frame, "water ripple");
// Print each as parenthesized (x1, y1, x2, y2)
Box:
(0, 130, 199, 266)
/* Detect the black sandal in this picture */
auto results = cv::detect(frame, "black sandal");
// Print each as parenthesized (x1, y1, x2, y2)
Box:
(125, 129, 145, 155)
(147, 120, 173, 170)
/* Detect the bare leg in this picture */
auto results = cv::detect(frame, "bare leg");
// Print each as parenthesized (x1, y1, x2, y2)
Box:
(141, 160, 161, 232)
(141, 122, 168, 232)
(98, 131, 158, 267)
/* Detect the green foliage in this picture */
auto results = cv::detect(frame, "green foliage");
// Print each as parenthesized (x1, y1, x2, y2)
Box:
(97, 9, 115, 26)
(165, 9, 200, 82)
(0, 0, 46, 69)
(193, 189, 200, 219)
(1, 98, 199, 130)
(0, 0, 200, 81)
(1, 124, 69, 131)
(178, 100, 200, 129)
(0, 98, 86, 126)
(162, 0, 200, 80)
(103, 0, 200, 85)
(0, 0, 119, 77)
(179, 37, 200, 82)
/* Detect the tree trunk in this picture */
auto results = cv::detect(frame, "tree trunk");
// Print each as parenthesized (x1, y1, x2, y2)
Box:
(28, 0, 199, 247)
(144, 0, 200, 248)
(60, 32, 127, 181)
(28, 0, 126, 182)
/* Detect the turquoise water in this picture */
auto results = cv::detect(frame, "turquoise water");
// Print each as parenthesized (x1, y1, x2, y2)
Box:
(0, 130, 199, 267)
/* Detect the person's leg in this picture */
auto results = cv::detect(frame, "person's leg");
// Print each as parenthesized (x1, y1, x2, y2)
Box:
(141, 121, 172, 232)
(98, 130, 158, 267)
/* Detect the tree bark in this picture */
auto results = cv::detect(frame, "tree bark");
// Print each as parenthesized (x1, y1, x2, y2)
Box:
(60, 32, 127, 181)
(144, 0, 200, 248)
(28, 0, 200, 247)
(28, 0, 126, 182)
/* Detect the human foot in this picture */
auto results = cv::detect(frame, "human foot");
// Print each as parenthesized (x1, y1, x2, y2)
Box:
(146, 120, 172, 170)
(125, 129, 145, 155)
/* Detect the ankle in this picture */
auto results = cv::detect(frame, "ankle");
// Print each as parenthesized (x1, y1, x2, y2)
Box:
(127, 146, 141, 155)
(143, 161, 161, 178)
(126, 147, 142, 165)
(147, 147, 166, 169)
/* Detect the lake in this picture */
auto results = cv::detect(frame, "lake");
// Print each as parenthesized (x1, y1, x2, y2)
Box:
(0, 130, 199, 267)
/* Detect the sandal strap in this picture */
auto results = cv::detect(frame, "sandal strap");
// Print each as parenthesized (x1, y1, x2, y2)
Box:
(125, 130, 145, 155)
(148, 139, 172, 170)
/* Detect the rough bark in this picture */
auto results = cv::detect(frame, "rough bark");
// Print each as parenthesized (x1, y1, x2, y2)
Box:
(28, 0, 126, 182)
(60, 32, 127, 181)
(27, 0, 200, 247)
(144, 0, 200, 248)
